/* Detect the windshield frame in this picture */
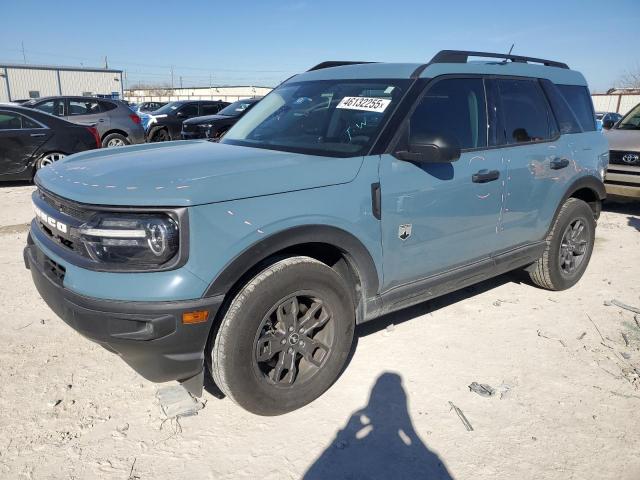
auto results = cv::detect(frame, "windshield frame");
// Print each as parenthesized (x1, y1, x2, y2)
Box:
(220, 78, 412, 158)
(152, 101, 183, 115)
(616, 103, 640, 130)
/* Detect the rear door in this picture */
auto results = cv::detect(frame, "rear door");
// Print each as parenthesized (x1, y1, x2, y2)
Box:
(492, 77, 573, 251)
(0, 110, 50, 175)
(65, 98, 110, 136)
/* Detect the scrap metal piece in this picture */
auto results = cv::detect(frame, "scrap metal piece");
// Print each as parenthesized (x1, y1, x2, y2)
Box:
(448, 401, 473, 431)
(468, 382, 496, 397)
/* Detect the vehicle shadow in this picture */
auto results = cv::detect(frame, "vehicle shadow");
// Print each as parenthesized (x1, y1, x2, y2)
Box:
(602, 198, 640, 232)
(303, 372, 453, 480)
(357, 270, 520, 338)
(0, 180, 32, 188)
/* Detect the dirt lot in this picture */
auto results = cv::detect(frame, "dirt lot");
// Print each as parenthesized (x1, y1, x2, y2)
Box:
(1, 183, 639, 480)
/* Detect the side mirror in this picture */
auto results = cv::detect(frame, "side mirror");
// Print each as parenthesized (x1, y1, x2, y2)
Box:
(602, 119, 615, 130)
(394, 133, 461, 164)
(176, 111, 186, 118)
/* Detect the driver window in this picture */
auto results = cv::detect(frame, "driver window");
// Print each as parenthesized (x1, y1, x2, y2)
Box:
(410, 78, 488, 150)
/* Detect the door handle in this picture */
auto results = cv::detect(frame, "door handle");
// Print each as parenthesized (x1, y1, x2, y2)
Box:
(472, 169, 500, 183)
(550, 157, 570, 170)
(98, 119, 105, 123)
(30, 133, 46, 137)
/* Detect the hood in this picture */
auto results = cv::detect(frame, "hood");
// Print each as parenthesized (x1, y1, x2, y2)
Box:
(35, 141, 364, 207)
(604, 128, 640, 151)
(183, 114, 230, 125)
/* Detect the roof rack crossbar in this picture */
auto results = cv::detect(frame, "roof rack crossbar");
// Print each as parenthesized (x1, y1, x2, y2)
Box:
(429, 50, 569, 69)
(307, 61, 375, 72)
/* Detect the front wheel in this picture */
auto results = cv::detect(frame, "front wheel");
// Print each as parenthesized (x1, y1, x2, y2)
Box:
(528, 197, 596, 290)
(208, 256, 355, 415)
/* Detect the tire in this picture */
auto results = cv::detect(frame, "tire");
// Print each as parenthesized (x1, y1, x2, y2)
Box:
(102, 133, 130, 148)
(150, 128, 170, 142)
(528, 198, 596, 291)
(36, 152, 66, 169)
(208, 256, 355, 415)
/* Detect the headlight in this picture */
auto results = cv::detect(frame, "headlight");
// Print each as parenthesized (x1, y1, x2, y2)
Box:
(199, 124, 213, 129)
(79, 213, 180, 268)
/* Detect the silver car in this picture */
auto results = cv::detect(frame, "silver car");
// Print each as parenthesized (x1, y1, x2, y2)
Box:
(23, 96, 145, 148)
(603, 102, 640, 198)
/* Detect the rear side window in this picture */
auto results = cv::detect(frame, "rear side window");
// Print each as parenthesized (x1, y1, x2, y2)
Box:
(0, 111, 39, 129)
(68, 100, 101, 116)
(557, 85, 596, 132)
(497, 79, 553, 144)
(540, 79, 582, 134)
(410, 78, 488, 150)
(99, 101, 117, 112)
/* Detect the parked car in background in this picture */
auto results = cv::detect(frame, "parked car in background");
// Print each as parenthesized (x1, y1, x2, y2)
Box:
(603, 102, 640, 198)
(134, 101, 167, 113)
(26, 50, 608, 415)
(596, 111, 622, 131)
(181, 98, 261, 140)
(22, 96, 145, 148)
(147, 100, 229, 142)
(0, 105, 100, 181)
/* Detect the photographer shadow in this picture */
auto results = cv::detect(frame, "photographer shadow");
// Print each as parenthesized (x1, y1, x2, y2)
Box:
(304, 372, 453, 480)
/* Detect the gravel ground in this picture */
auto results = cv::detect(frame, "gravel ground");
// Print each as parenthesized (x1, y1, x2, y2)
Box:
(1, 183, 639, 480)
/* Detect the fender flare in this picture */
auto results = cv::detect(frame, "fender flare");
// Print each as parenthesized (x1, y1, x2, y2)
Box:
(547, 175, 605, 236)
(202, 225, 380, 301)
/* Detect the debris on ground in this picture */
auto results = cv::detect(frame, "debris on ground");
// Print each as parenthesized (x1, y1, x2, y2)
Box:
(468, 382, 495, 397)
(605, 299, 640, 315)
(448, 401, 473, 431)
(156, 385, 204, 419)
(577, 331, 587, 340)
(537, 329, 567, 347)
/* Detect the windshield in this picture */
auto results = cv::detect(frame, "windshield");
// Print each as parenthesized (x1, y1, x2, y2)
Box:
(617, 104, 640, 130)
(218, 100, 256, 117)
(152, 102, 182, 115)
(221, 79, 409, 157)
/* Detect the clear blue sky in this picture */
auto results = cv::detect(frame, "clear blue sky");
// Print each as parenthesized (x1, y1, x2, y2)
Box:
(1, 0, 638, 92)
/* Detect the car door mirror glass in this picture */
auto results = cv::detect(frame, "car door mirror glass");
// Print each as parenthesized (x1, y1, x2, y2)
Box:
(602, 119, 615, 130)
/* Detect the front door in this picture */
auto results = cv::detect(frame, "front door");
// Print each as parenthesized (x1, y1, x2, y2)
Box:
(380, 77, 504, 291)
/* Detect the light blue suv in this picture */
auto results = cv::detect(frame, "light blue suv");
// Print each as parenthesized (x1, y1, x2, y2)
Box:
(25, 50, 608, 415)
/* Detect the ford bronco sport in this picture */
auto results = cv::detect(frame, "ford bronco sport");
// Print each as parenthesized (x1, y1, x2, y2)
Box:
(25, 51, 608, 415)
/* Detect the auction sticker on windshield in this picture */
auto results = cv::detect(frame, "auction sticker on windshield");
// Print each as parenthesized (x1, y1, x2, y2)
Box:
(336, 96, 391, 113)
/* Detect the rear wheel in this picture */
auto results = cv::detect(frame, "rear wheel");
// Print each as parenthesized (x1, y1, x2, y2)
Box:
(528, 198, 596, 290)
(102, 133, 129, 148)
(36, 152, 66, 169)
(208, 256, 355, 415)
(150, 128, 170, 142)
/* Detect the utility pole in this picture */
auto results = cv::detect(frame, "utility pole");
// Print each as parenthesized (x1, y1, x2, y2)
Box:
(170, 66, 174, 90)
(180, 76, 183, 88)
(21, 41, 26, 64)
(104, 56, 109, 69)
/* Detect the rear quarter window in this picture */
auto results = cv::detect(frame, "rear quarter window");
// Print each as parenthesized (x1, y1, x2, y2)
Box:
(557, 85, 596, 132)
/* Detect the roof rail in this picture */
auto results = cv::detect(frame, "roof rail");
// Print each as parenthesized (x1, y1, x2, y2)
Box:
(307, 61, 375, 72)
(429, 50, 569, 69)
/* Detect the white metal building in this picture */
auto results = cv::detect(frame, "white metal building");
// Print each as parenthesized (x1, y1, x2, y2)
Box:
(125, 85, 273, 104)
(0, 64, 123, 102)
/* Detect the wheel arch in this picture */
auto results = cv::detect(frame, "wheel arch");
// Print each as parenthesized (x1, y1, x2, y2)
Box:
(563, 175, 605, 219)
(203, 225, 381, 323)
(101, 129, 129, 141)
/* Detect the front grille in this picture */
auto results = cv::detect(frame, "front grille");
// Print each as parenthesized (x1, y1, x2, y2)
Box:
(610, 150, 640, 166)
(38, 188, 93, 221)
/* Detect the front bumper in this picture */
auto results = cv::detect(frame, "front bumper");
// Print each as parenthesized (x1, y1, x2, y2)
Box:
(24, 240, 223, 393)
(605, 164, 640, 199)
(181, 129, 206, 140)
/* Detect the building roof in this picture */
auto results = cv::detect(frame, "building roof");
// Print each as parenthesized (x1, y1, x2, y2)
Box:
(0, 63, 122, 74)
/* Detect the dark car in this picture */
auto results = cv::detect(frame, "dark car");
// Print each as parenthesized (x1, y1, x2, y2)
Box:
(0, 105, 100, 181)
(181, 98, 262, 140)
(22, 96, 145, 148)
(147, 100, 229, 142)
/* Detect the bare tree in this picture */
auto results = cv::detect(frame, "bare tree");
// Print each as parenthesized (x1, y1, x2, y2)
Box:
(617, 64, 640, 89)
